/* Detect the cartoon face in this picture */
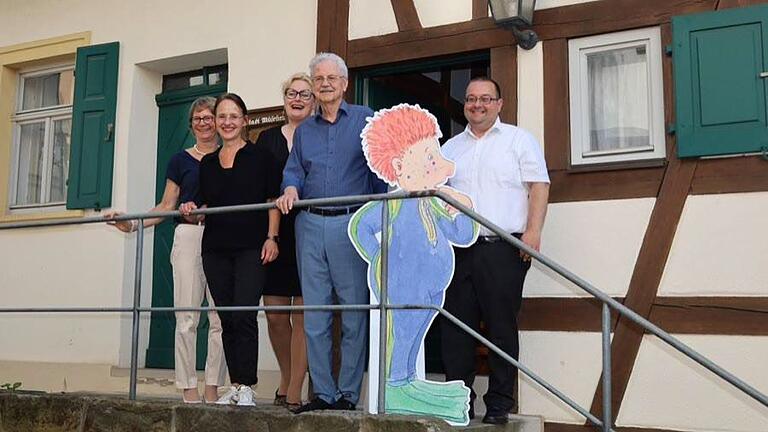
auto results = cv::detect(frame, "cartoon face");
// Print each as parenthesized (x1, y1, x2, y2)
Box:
(393, 137, 455, 191)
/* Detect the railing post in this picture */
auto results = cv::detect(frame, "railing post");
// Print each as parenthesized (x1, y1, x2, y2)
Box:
(129, 220, 144, 400)
(601, 302, 612, 432)
(377, 199, 390, 414)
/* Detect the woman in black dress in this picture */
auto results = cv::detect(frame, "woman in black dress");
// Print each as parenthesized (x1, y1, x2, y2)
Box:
(180, 93, 281, 406)
(256, 73, 314, 409)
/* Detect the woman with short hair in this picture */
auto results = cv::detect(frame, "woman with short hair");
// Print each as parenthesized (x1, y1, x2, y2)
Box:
(107, 96, 227, 404)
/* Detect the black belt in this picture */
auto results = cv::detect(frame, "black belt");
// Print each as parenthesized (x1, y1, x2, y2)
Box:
(476, 233, 522, 244)
(306, 205, 362, 217)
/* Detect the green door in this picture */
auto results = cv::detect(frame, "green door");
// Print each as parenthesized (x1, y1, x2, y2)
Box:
(145, 82, 226, 369)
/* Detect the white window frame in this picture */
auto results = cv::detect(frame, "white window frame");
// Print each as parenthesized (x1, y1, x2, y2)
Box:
(568, 27, 666, 167)
(9, 65, 74, 211)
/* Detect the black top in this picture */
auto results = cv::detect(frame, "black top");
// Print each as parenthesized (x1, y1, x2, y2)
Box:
(166, 150, 201, 206)
(199, 142, 281, 253)
(256, 126, 301, 296)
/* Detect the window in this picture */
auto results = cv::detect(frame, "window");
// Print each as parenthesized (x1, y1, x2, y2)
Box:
(10, 66, 74, 209)
(568, 27, 666, 166)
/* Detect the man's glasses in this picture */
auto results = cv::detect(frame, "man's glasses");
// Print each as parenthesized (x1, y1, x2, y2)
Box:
(464, 95, 500, 105)
(216, 114, 244, 122)
(311, 75, 344, 85)
(285, 89, 313, 101)
(191, 115, 215, 124)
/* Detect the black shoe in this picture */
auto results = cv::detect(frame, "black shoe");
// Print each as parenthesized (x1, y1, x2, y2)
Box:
(482, 408, 509, 425)
(291, 397, 332, 414)
(331, 397, 356, 411)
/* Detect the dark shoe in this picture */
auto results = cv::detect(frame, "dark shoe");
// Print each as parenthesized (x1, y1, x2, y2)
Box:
(331, 397, 356, 411)
(291, 397, 332, 414)
(274, 389, 287, 406)
(482, 408, 509, 425)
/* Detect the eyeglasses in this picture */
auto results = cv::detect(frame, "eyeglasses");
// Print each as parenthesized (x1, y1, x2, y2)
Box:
(216, 114, 244, 122)
(191, 115, 215, 124)
(464, 95, 500, 105)
(311, 75, 344, 85)
(285, 89, 313, 101)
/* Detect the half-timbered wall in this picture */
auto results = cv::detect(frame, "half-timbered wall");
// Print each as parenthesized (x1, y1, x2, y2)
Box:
(325, 1, 768, 430)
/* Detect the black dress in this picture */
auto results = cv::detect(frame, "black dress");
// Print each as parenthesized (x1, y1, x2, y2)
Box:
(256, 126, 301, 297)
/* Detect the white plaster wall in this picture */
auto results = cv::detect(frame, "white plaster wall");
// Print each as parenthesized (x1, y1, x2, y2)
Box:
(517, 43, 544, 147)
(519, 331, 605, 423)
(659, 192, 768, 297)
(349, 0, 398, 40)
(525, 198, 654, 297)
(0, 0, 317, 368)
(537, 0, 600, 9)
(619, 335, 768, 431)
(413, 0, 472, 28)
(0, 225, 125, 363)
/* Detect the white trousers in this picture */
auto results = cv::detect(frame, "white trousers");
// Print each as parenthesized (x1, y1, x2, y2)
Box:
(171, 224, 228, 389)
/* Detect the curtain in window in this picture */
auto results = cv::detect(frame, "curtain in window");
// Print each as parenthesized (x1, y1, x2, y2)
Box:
(15, 122, 46, 205)
(587, 46, 650, 152)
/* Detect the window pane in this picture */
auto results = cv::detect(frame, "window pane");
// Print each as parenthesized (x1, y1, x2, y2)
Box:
(49, 118, 71, 203)
(587, 45, 650, 153)
(15, 122, 46, 205)
(22, 70, 74, 110)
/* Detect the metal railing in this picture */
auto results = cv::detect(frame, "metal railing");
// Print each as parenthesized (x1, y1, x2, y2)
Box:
(1, 190, 766, 432)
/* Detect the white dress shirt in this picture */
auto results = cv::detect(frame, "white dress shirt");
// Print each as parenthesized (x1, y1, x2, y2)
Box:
(442, 117, 550, 236)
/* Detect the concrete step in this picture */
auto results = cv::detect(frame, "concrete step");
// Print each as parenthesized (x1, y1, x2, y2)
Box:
(0, 392, 542, 432)
(456, 415, 543, 432)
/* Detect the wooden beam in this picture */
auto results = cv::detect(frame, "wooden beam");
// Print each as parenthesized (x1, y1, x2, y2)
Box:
(347, 0, 719, 68)
(520, 298, 622, 332)
(691, 156, 768, 195)
(518, 297, 768, 334)
(316, 0, 350, 57)
(588, 157, 697, 423)
(533, 0, 717, 41)
(716, 0, 768, 8)
(490, 45, 517, 125)
(347, 19, 511, 68)
(542, 39, 569, 171)
(391, 0, 422, 31)
(548, 167, 664, 203)
(650, 297, 768, 335)
(473, 0, 488, 19)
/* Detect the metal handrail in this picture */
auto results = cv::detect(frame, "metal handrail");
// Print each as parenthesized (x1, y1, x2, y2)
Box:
(1, 190, 766, 432)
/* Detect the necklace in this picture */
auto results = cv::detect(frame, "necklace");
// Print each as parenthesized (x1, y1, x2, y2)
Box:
(192, 143, 217, 156)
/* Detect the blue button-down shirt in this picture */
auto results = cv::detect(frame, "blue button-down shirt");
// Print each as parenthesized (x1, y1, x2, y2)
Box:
(281, 101, 387, 200)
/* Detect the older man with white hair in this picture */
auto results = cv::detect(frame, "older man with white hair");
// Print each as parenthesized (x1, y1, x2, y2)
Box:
(276, 52, 387, 413)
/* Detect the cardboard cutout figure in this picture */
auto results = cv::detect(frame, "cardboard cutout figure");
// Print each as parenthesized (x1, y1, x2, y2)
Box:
(348, 104, 478, 425)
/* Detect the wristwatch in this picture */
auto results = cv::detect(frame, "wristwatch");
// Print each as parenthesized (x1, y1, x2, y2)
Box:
(267, 235, 280, 244)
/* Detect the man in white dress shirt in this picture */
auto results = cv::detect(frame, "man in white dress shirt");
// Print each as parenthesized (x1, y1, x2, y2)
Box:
(440, 77, 550, 425)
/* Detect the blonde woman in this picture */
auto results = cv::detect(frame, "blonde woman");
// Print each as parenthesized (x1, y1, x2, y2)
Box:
(256, 73, 314, 409)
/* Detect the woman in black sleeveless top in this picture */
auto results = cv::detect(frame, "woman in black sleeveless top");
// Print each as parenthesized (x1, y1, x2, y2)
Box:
(256, 73, 314, 409)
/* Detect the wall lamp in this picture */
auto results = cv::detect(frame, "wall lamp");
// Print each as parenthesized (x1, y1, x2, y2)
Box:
(489, 0, 539, 50)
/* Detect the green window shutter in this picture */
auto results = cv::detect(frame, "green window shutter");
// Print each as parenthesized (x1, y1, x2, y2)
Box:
(673, 5, 768, 158)
(66, 42, 119, 210)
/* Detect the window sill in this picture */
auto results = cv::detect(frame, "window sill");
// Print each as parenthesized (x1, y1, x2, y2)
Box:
(0, 209, 84, 224)
(567, 158, 667, 173)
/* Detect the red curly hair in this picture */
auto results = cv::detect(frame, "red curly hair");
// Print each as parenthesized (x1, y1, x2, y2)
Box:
(361, 104, 441, 185)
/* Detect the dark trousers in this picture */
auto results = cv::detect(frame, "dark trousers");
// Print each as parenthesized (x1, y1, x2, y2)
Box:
(202, 248, 264, 386)
(440, 240, 530, 413)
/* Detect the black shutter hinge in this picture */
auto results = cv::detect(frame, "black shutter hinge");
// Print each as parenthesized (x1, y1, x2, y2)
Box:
(665, 45, 673, 56)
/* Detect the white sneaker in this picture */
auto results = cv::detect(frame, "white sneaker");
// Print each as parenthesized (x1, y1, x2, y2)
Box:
(236, 385, 256, 407)
(215, 386, 239, 405)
